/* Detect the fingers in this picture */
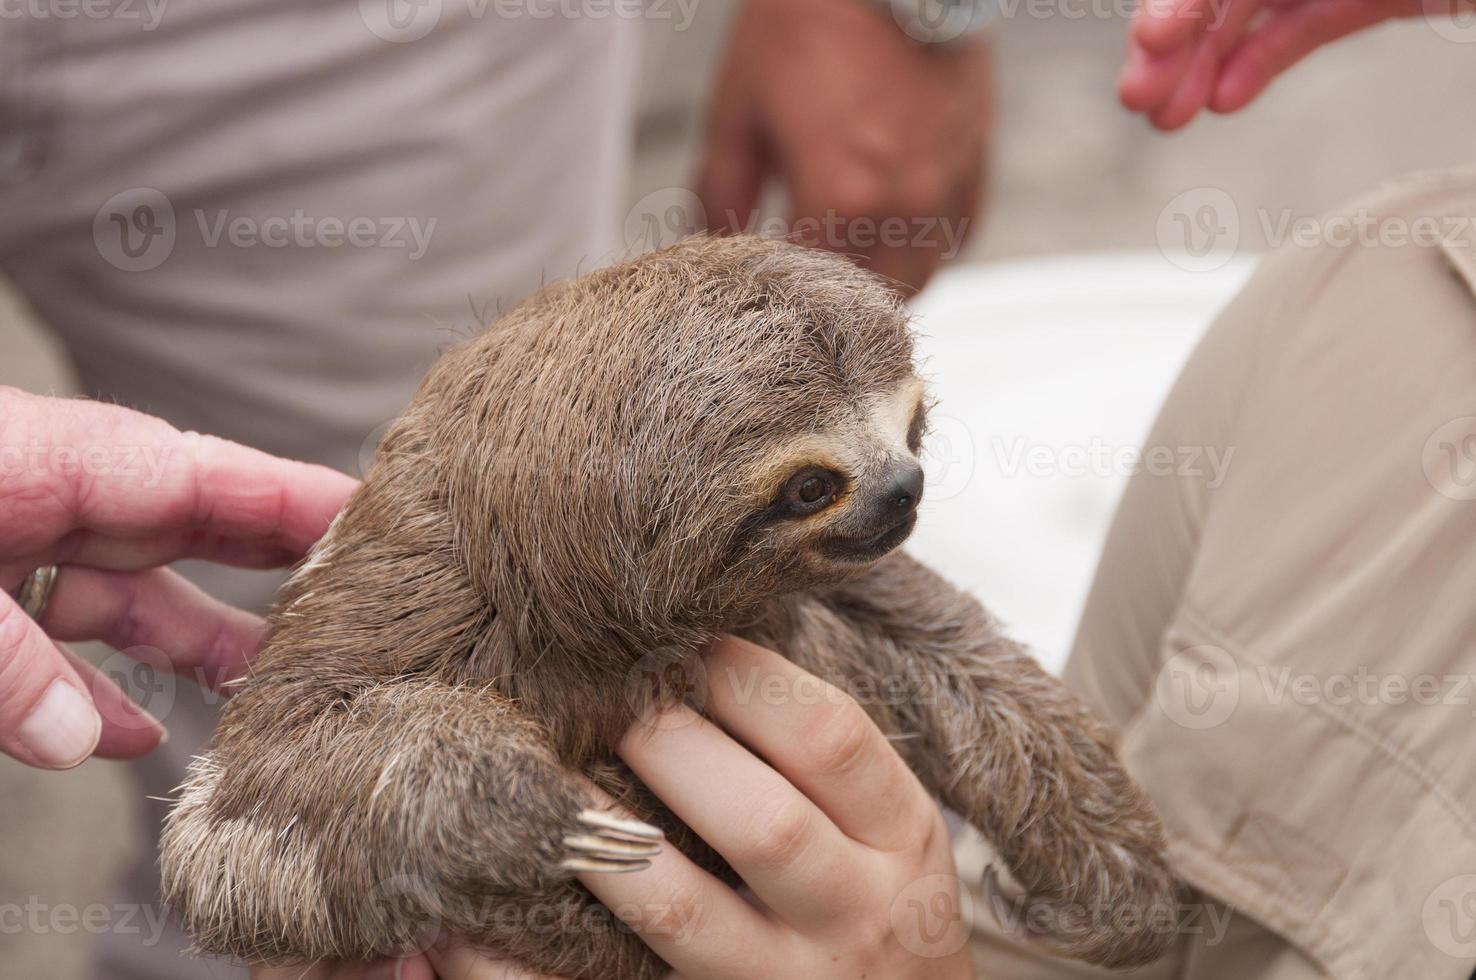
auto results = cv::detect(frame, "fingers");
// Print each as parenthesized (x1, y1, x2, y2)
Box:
(63, 648, 168, 760)
(0, 590, 103, 768)
(701, 637, 937, 854)
(1132, 0, 1221, 51)
(1147, 37, 1220, 130)
(1118, 42, 1198, 114)
(39, 565, 266, 691)
(619, 704, 860, 932)
(0, 530, 302, 583)
(1209, 0, 1394, 112)
(575, 809, 776, 980)
(0, 388, 355, 570)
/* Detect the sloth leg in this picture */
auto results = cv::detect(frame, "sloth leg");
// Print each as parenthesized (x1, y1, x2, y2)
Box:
(772, 553, 1180, 970)
(161, 679, 662, 978)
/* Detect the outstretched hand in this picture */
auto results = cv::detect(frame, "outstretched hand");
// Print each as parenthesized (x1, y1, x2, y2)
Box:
(1120, 0, 1473, 129)
(0, 387, 355, 769)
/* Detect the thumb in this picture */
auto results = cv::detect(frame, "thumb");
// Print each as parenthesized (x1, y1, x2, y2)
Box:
(0, 589, 103, 768)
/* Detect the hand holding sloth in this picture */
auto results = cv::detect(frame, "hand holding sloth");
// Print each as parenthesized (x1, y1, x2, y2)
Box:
(253, 638, 974, 980)
(165, 237, 1177, 979)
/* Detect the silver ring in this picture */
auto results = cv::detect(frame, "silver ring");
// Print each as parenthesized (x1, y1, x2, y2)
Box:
(15, 565, 59, 621)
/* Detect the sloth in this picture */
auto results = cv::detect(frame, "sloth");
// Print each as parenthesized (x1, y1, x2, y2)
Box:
(161, 236, 1176, 978)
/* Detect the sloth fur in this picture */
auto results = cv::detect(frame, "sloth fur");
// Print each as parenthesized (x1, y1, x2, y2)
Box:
(161, 236, 1177, 978)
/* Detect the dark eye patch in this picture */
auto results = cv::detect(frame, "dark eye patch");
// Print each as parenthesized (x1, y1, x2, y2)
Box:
(906, 402, 930, 455)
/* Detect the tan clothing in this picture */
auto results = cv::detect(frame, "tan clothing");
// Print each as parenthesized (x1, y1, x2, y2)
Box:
(970, 168, 1476, 979)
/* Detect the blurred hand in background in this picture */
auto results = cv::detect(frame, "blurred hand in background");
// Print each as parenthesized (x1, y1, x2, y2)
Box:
(699, 0, 993, 294)
(1120, 0, 1476, 129)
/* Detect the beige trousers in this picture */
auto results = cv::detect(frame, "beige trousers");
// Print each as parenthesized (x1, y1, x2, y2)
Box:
(966, 168, 1476, 980)
(0, 5, 641, 977)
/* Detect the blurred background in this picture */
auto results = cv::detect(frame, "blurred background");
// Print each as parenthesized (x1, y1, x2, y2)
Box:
(3, 3, 1476, 976)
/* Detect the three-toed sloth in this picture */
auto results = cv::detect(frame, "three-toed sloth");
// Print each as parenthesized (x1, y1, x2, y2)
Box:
(162, 237, 1176, 977)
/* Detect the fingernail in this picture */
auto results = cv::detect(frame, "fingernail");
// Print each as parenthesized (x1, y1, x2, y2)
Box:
(18, 681, 101, 769)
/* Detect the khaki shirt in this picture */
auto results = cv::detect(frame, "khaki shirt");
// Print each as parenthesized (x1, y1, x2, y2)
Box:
(973, 168, 1476, 980)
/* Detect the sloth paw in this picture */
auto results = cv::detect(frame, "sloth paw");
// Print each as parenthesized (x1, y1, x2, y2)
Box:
(560, 809, 664, 873)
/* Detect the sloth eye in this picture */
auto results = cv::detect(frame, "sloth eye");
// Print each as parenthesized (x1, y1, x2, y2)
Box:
(782, 466, 841, 517)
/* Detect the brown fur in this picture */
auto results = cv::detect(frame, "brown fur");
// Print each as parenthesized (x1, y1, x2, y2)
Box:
(161, 237, 1177, 976)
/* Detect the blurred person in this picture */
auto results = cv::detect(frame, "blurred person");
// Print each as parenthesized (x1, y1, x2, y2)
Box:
(0, 1, 990, 978)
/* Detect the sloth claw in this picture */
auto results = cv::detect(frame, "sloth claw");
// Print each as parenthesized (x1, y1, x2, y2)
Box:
(559, 810, 664, 874)
(577, 809, 664, 841)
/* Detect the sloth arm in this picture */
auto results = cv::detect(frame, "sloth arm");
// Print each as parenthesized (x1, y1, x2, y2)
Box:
(160, 669, 614, 962)
(742, 552, 1176, 968)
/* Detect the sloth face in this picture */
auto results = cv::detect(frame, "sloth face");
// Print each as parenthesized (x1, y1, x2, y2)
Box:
(734, 377, 929, 572)
(430, 235, 923, 645)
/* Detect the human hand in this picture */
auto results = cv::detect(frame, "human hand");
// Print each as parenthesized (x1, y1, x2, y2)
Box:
(566, 636, 969, 978)
(1119, 0, 1473, 129)
(699, 0, 991, 294)
(0, 387, 355, 769)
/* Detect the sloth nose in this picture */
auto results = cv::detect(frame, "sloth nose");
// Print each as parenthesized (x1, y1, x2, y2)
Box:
(883, 460, 925, 518)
